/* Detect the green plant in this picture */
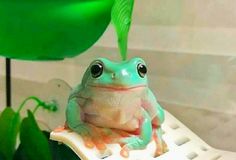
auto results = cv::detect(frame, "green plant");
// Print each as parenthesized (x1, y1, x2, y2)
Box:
(0, 96, 79, 160)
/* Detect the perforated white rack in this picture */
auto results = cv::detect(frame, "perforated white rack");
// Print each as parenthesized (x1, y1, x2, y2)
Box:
(50, 110, 236, 160)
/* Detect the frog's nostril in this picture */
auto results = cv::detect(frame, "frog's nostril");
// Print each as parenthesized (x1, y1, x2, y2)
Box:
(111, 73, 116, 79)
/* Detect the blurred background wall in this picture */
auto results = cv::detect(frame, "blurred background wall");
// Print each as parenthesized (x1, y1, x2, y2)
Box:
(0, 0, 236, 151)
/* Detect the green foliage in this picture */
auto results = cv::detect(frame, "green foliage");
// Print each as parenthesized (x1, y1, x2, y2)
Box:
(45, 132, 80, 160)
(0, 96, 79, 160)
(0, 152, 6, 160)
(112, 0, 134, 60)
(0, 0, 114, 60)
(14, 132, 80, 160)
(0, 108, 20, 160)
(19, 111, 52, 160)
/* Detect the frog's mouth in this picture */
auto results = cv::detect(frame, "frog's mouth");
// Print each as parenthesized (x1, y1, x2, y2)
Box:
(88, 84, 147, 91)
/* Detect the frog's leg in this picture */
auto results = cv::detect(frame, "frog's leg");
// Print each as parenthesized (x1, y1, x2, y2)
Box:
(66, 96, 90, 135)
(65, 86, 97, 149)
(153, 127, 168, 157)
(145, 89, 168, 156)
(120, 108, 152, 158)
(151, 102, 168, 157)
(66, 88, 110, 153)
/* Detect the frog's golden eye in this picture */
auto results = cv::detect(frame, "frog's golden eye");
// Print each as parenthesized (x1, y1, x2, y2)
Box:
(91, 62, 103, 78)
(137, 63, 147, 78)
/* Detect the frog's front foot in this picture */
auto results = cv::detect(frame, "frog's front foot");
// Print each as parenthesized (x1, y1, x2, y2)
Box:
(73, 124, 114, 155)
(119, 136, 149, 158)
(70, 124, 96, 148)
(72, 124, 91, 136)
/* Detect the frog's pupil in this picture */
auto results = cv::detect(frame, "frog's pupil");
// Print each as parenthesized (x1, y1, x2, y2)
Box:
(137, 63, 147, 78)
(91, 63, 103, 78)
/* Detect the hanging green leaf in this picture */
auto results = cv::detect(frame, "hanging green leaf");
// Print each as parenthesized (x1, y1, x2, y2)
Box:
(112, 0, 134, 60)
(20, 110, 52, 160)
(0, 108, 21, 160)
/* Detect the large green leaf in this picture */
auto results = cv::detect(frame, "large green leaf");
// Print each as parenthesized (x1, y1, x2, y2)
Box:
(112, 0, 134, 60)
(14, 132, 80, 160)
(44, 132, 80, 160)
(20, 111, 52, 160)
(49, 140, 80, 160)
(0, 152, 6, 160)
(0, 108, 21, 160)
(0, 0, 114, 60)
(13, 145, 27, 160)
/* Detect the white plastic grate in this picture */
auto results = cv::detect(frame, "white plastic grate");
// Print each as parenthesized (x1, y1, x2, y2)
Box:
(50, 110, 236, 160)
(46, 79, 236, 160)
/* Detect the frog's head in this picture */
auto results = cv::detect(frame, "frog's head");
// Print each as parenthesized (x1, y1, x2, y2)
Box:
(82, 57, 148, 90)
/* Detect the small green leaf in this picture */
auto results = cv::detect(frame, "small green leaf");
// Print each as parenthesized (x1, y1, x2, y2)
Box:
(112, 0, 134, 60)
(20, 111, 52, 160)
(0, 108, 21, 160)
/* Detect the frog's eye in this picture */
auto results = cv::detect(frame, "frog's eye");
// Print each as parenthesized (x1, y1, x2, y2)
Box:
(137, 63, 147, 78)
(91, 62, 103, 78)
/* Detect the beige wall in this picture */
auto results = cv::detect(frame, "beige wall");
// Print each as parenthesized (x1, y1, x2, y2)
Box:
(133, 0, 236, 28)
(0, 0, 236, 114)
(98, 0, 236, 56)
(0, 59, 5, 110)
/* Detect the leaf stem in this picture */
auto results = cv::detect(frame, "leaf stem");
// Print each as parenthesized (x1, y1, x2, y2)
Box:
(33, 104, 41, 114)
(16, 96, 57, 114)
(17, 96, 42, 113)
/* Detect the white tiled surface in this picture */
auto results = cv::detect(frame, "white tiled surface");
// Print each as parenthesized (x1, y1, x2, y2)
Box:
(165, 103, 236, 152)
(50, 111, 236, 160)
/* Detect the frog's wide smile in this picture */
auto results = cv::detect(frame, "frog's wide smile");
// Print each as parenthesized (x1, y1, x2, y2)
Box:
(88, 84, 147, 91)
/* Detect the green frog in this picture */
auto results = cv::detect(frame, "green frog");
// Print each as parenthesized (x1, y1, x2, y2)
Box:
(66, 57, 167, 157)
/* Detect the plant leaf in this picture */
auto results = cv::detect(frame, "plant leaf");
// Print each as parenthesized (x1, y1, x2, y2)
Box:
(111, 0, 134, 60)
(0, 152, 6, 160)
(14, 132, 80, 160)
(13, 144, 27, 160)
(44, 132, 80, 160)
(19, 110, 52, 160)
(0, 108, 21, 160)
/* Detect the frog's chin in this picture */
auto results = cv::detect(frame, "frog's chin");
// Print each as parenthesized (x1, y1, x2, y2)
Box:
(87, 84, 147, 91)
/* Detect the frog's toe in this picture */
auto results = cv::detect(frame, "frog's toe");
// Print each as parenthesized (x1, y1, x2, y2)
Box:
(100, 129, 123, 144)
(92, 138, 107, 151)
(74, 125, 91, 136)
(120, 145, 130, 158)
(53, 126, 66, 132)
(162, 140, 168, 153)
(82, 136, 95, 149)
(119, 137, 148, 157)
(154, 140, 168, 157)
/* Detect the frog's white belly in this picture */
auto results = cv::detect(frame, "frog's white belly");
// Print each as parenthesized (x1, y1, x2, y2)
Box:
(81, 87, 146, 131)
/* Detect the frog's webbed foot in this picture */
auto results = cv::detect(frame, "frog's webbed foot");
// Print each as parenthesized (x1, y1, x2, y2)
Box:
(154, 138, 168, 157)
(73, 124, 91, 136)
(119, 136, 149, 158)
(74, 124, 116, 155)
(153, 128, 168, 157)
